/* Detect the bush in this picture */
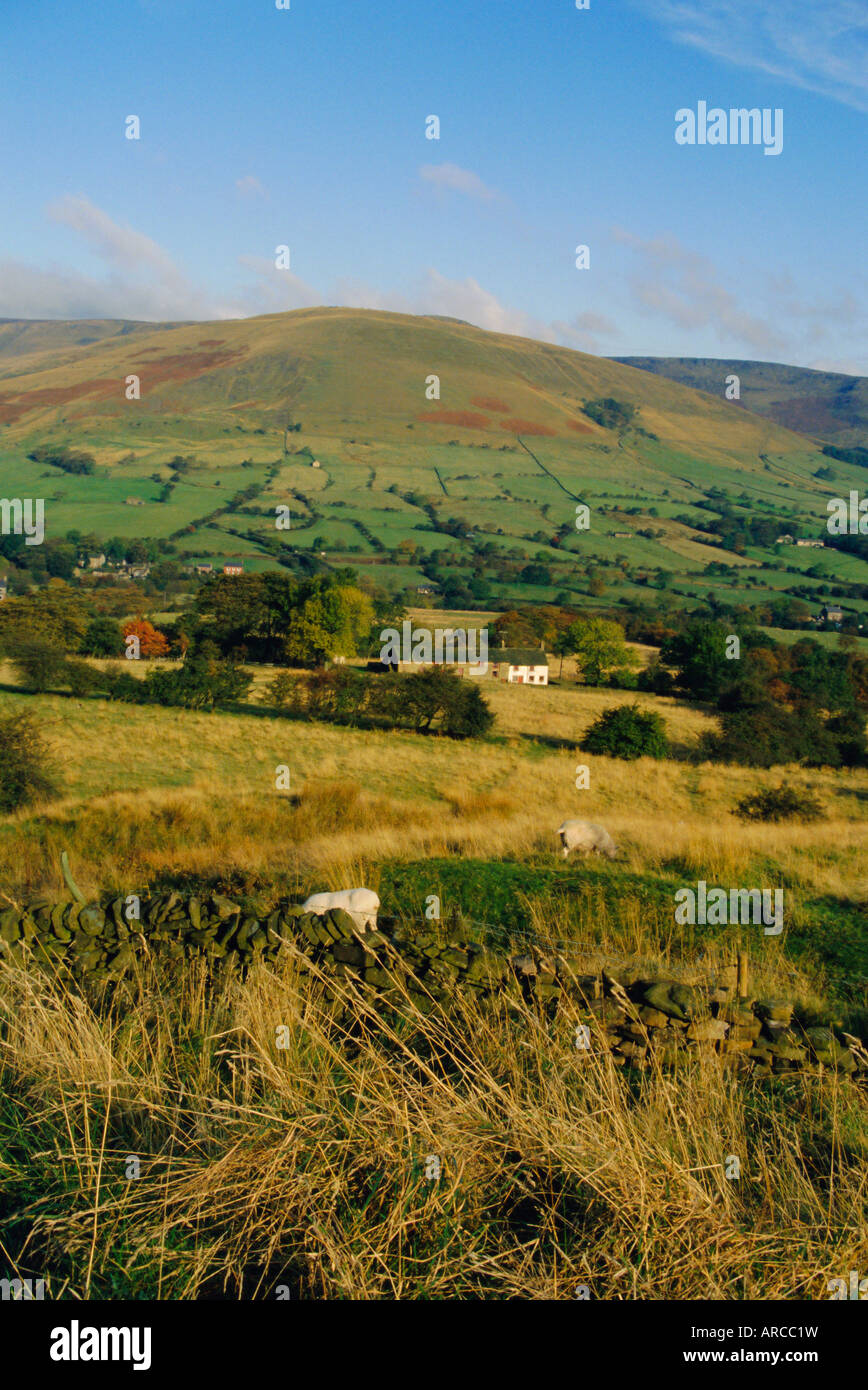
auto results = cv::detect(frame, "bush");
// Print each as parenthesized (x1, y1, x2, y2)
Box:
(582, 397, 636, 431)
(372, 667, 494, 739)
(580, 703, 669, 760)
(0, 711, 59, 812)
(80, 616, 122, 657)
(8, 638, 68, 692)
(701, 701, 847, 769)
(65, 659, 109, 697)
(138, 641, 252, 711)
(637, 660, 675, 696)
(735, 785, 824, 823)
(606, 667, 638, 691)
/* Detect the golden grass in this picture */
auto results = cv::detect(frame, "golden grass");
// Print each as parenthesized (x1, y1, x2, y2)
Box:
(1, 943, 865, 1300)
(0, 679, 865, 903)
(1, 676, 866, 1301)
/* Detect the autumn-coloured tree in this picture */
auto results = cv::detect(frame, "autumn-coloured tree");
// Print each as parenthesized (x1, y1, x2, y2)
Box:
(122, 618, 170, 658)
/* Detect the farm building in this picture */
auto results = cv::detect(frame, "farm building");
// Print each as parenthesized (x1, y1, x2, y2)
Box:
(488, 647, 549, 685)
(796, 538, 825, 548)
(820, 604, 844, 625)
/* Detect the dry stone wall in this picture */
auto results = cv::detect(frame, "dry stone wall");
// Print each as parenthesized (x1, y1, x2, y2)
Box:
(1, 889, 865, 1080)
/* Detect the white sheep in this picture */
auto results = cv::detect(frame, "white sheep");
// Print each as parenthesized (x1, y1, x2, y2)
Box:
(301, 887, 380, 932)
(557, 819, 618, 860)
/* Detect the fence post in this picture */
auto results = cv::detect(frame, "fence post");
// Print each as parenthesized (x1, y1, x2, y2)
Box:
(737, 949, 749, 1001)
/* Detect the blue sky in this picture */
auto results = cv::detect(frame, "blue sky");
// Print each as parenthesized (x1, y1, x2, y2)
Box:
(0, 0, 865, 371)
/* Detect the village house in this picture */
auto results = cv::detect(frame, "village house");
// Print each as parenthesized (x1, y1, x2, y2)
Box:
(222, 562, 244, 577)
(488, 646, 549, 686)
(195, 563, 213, 575)
(819, 604, 844, 625)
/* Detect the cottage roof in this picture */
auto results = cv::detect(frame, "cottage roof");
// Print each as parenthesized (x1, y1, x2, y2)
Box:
(492, 647, 549, 667)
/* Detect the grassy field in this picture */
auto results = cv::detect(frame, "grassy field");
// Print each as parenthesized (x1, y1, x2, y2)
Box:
(1, 640, 866, 1301)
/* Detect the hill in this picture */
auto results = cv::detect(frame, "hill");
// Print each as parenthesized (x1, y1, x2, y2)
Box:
(2, 307, 867, 621)
(613, 357, 868, 448)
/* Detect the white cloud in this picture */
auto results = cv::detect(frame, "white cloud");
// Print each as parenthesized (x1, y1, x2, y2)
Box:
(418, 163, 501, 202)
(332, 268, 559, 342)
(0, 197, 322, 321)
(636, 0, 868, 112)
(47, 194, 181, 279)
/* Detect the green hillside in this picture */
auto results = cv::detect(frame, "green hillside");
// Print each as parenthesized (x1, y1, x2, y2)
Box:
(1, 307, 866, 620)
(613, 357, 868, 448)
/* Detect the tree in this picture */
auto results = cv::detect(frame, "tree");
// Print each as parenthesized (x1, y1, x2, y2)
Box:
(581, 703, 669, 760)
(553, 628, 573, 679)
(569, 617, 637, 685)
(582, 398, 636, 431)
(80, 616, 123, 657)
(374, 667, 494, 738)
(7, 637, 68, 692)
(520, 563, 551, 586)
(140, 640, 251, 711)
(0, 710, 60, 811)
(0, 580, 89, 650)
(661, 620, 731, 701)
(122, 618, 170, 658)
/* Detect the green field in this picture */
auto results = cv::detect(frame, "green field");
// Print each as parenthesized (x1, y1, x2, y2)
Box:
(2, 307, 867, 616)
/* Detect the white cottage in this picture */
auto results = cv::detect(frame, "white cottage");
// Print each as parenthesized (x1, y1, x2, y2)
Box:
(489, 646, 549, 685)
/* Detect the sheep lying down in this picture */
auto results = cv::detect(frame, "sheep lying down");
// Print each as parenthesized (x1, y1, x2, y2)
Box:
(557, 819, 618, 860)
(301, 887, 380, 932)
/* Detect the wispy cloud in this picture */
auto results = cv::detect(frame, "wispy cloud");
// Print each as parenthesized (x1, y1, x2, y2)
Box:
(235, 175, 268, 199)
(636, 0, 868, 112)
(418, 163, 501, 203)
(47, 194, 181, 279)
(0, 196, 316, 321)
(611, 225, 785, 353)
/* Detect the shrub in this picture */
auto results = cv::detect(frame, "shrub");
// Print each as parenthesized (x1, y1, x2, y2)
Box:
(606, 667, 638, 691)
(138, 641, 252, 711)
(701, 701, 845, 768)
(65, 659, 108, 697)
(80, 616, 122, 657)
(372, 667, 494, 739)
(7, 638, 68, 692)
(582, 397, 636, 431)
(735, 785, 824, 823)
(637, 660, 675, 696)
(0, 710, 59, 812)
(581, 703, 669, 760)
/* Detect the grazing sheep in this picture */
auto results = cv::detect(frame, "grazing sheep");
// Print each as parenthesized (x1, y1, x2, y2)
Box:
(301, 887, 380, 932)
(557, 819, 618, 860)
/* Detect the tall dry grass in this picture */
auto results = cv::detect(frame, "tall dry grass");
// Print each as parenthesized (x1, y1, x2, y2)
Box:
(1, 941, 865, 1300)
(0, 675, 866, 1299)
